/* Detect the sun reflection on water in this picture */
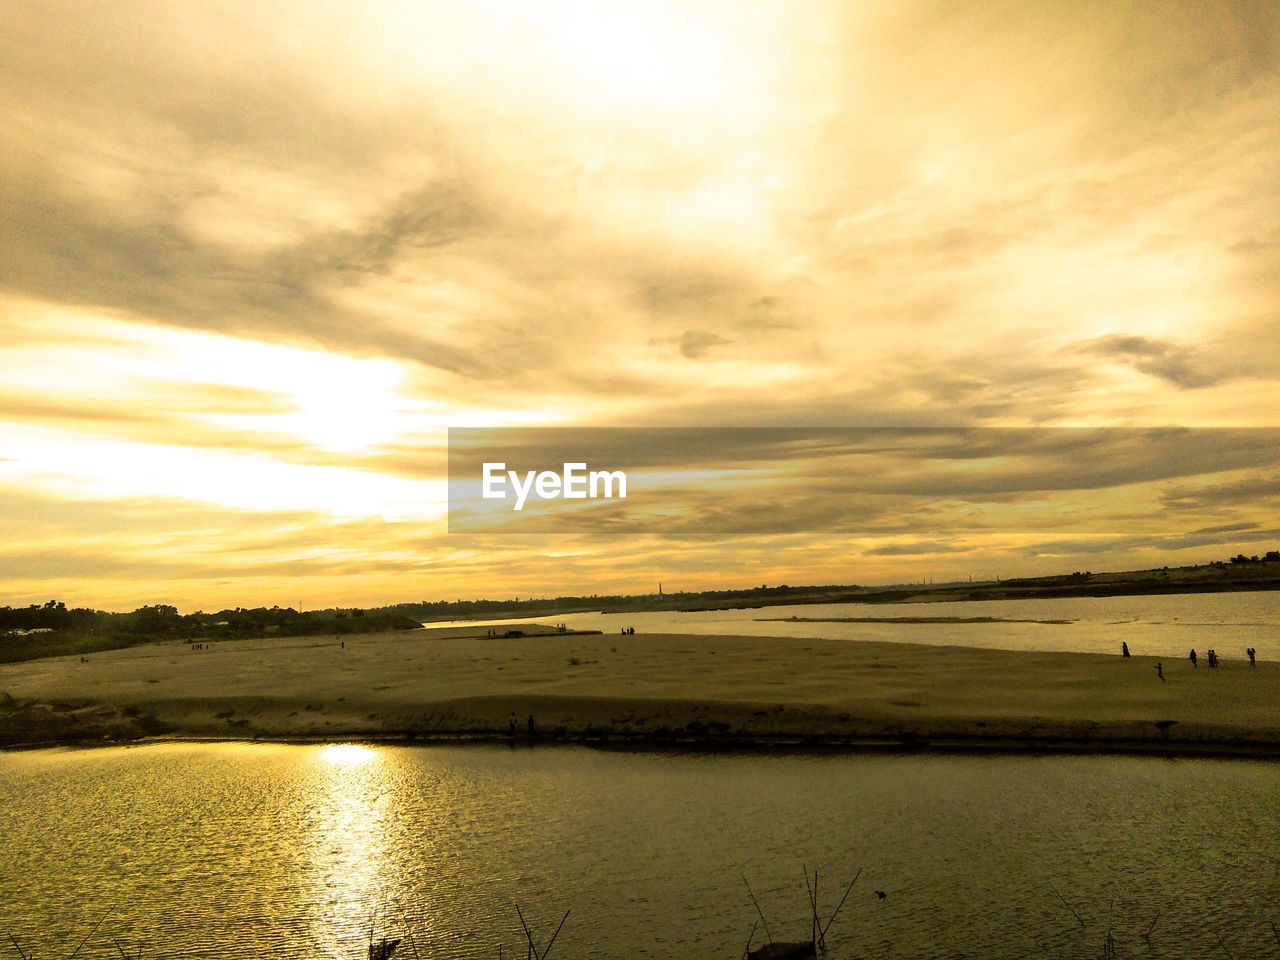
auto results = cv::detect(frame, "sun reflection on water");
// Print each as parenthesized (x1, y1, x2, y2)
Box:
(317, 743, 379, 767)
(303, 744, 402, 958)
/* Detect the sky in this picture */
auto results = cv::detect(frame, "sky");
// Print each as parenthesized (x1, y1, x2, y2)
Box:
(1, 0, 1278, 611)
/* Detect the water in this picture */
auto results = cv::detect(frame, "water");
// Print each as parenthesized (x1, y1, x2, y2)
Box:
(2, 743, 1278, 959)
(433, 590, 1280, 658)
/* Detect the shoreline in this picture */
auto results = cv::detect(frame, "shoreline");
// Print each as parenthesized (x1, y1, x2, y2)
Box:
(6, 728, 1280, 760)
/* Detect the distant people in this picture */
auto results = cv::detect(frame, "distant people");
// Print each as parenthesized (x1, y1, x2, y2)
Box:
(1155, 662, 1165, 682)
(1189, 648, 1198, 668)
(527, 714, 536, 737)
(1247, 647, 1257, 667)
(1208, 649, 1218, 669)
(1121, 642, 1130, 658)
(508, 712, 517, 737)
(340, 640, 345, 649)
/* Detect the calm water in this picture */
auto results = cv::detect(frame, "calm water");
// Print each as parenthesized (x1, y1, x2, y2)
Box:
(437, 590, 1280, 658)
(2, 743, 1278, 959)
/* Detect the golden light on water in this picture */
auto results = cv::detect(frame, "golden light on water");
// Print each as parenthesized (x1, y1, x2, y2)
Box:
(316, 743, 379, 767)
(304, 743, 401, 957)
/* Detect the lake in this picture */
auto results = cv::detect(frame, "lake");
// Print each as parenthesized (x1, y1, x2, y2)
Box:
(2, 743, 1277, 959)
(434, 590, 1280, 658)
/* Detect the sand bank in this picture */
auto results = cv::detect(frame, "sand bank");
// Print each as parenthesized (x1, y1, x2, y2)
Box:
(759, 615, 1074, 625)
(1, 626, 1276, 754)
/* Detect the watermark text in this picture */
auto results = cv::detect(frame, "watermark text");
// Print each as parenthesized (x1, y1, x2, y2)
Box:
(482, 462, 628, 511)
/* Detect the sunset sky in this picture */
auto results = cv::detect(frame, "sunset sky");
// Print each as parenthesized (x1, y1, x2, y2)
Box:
(2, 1, 1278, 610)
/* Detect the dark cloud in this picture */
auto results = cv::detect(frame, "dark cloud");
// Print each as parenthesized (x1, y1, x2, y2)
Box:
(678, 330, 732, 360)
(449, 427, 1280, 482)
(1077, 334, 1226, 389)
(865, 540, 969, 556)
(646, 330, 734, 360)
(1161, 471, 1280, 509)
(0, 156, 494, 374)
(1019, 526, 1280, 559)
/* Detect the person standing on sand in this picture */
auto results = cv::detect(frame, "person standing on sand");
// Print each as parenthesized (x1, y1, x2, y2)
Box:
(1247, 647, 1257, 667)
(508, 712, 517, 737)
(1122, 642, 1130, 658)
(1155, 662, 1165, 682)
(1189, 648, 1198, 668)
(1208, 649, 1218, 668)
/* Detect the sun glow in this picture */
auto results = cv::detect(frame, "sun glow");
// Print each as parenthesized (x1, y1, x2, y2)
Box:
(317, 743, 378, 766)
(1, 0, 1275, 609)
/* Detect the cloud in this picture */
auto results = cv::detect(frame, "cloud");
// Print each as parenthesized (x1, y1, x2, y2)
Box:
(1018, 526, 1280, 559)
(1161, 470, 1280, 509)
(1078, 334, 1226, 389)
(677, 330, 733, 360)
(646, 329, 734, 360)
(446, 427, 1280, 543)
(2, 0, 1280, 604)
(865, 540, 970, 556)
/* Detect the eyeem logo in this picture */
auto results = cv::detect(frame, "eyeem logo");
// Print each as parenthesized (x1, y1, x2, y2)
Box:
(482, 462, 628, 511)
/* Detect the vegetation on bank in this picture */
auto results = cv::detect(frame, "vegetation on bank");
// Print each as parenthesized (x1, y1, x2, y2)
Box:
(390, 550, 1280, 619)
(0, 602, 423, 663)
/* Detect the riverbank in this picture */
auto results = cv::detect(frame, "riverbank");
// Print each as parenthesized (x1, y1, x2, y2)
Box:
(1, 626, 1276, 754)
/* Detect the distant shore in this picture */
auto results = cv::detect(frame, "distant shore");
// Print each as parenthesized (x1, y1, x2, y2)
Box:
(2, 626, 1277, 756)
(413, 559, 1280, 621)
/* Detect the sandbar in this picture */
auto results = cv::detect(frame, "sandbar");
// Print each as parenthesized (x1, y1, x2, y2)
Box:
(1, 625, 1276, 755)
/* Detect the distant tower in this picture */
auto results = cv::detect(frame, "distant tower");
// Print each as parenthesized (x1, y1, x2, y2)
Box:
(658, 581, 663, 597)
